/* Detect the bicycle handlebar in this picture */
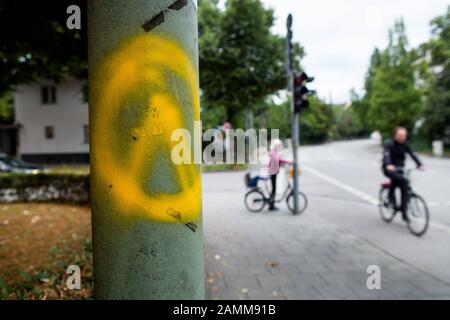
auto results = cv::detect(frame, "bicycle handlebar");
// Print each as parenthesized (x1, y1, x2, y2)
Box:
(397, 166, 421, 179)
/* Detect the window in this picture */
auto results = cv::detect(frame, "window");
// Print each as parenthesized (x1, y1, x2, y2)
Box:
(83, 125, 89, 143)
(41, 86, 57, 104)
(45, 126, 54, 139)
(81, 83, 89, 103)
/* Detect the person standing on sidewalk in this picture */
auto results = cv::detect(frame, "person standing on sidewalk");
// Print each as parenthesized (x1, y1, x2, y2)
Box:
(268, 139, 292, 211)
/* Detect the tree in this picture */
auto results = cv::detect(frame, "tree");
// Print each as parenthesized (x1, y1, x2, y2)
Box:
(266, 97, 333, 144)
(1, 0, 304, 133)
(0, 92, 13, 124)
(364, 48, 383, 100)
(198, 0, 303, 126)
(367, 19, 421, 137)
(266, 100, 291, 139)
(349, 89, 371, 135)
(421, 6, 450, 145)
(0, 1, 87, 96)
(350, 48, 382, 135)
(200, 98, 227, 130)
(299, 97, 334, 143)
(331, 103, 364, 140)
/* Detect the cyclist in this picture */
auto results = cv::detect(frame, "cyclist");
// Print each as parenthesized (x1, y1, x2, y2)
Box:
(268, 139, 292, 211)
(382, 127, 424, 221)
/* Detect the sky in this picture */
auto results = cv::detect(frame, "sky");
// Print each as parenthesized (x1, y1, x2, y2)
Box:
(261, 0, 449, 104)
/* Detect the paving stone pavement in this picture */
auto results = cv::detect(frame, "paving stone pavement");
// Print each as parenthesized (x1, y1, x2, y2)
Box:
(202, 171, 450, 300)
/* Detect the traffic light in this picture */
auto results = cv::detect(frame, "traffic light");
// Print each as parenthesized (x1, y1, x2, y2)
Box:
(293, 72, 314, 113)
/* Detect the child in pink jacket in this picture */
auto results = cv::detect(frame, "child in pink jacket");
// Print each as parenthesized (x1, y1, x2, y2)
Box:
(268, 139, 292, 211)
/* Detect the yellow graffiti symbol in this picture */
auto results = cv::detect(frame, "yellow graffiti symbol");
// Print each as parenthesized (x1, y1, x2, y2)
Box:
(91, 34, 201, 223)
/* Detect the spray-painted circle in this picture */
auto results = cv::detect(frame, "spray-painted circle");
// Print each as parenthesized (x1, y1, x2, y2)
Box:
(91, 34, 201, 223)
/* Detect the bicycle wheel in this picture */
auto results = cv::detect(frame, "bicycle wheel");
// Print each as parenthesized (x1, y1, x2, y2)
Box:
(244, 189, 267, 212)
(379, 187, 396, 223)
(406, 194, 429, 237)
(286, 191, 308, 214)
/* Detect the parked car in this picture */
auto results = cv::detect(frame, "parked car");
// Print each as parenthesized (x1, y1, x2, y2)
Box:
(0, 154, 46, 174)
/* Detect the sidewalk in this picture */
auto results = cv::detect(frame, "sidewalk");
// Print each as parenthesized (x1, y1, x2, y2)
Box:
(203, 170, 450, 300)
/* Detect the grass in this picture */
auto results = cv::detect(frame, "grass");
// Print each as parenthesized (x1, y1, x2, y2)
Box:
(0, 203, 93, 300)
(202, 163, 248, 172)
(48, 164, 248, 174)
(0, 239, 93, 300)
(47, 165, 90, 175)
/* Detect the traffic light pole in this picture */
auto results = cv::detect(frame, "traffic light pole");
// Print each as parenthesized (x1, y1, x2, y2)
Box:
(291, 87, 300, 215)
(88, 0, 204, 299)
(286, 14, 300, 214)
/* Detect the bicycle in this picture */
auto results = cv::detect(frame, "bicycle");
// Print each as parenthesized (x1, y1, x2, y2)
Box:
(378, 167, 429, 237)
(244, 166, 308, 214)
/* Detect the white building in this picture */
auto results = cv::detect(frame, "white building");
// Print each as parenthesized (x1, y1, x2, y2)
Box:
(13, 78, 89, 163)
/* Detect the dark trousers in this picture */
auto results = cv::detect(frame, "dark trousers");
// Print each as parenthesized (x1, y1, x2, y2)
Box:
(383, 169, 408, 216)
(269, 174, 277, 208)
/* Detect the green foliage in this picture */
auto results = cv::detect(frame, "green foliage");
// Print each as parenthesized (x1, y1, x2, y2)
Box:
(409, 133, 433, 153)
(266, 100, 291, 139)
(300, 98, 334, 143)
(422, 61, 450, 145)
(1, 0, 302, 131)
(202, 163, 248, 172)
(353, 49, 383, 135)
(368, 64, 421, 136)
(331, 105, 365, 140)
(0, 1, 87, 96)
(358, 7, 450, 146)
(0, 237, 93, 300)
(366, 19, 422, 137)
(198, 0, 303, 126)
(266, 97, 333, 144)
(200, 99, 228, 130)
(0, 92, 14, 124)
(0, 172, 90, 204)
(348, 89, 371, 135)
(428, 6, 450, 66)
(421, 6, 450, 146)
(364, 49, 383, 101)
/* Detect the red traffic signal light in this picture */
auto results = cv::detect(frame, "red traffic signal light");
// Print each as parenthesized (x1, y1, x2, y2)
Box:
(293, 72, 314, 113)
(294, 72, 314, 86)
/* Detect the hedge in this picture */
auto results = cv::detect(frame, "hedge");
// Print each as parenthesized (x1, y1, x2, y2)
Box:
(0, 173, 90, 204)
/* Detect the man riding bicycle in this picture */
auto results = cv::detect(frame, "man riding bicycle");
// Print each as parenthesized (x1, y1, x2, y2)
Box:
(382, 127, 424, 221)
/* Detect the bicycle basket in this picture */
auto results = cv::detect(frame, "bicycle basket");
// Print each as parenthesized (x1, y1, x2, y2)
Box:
(244, 173, 259, 188)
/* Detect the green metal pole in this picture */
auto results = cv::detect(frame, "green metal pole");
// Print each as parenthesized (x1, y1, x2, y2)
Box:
(88, 0, 204, 299)
(286, 14, 299, 214)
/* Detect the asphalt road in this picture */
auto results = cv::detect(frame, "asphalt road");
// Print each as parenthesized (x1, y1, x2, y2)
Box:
(202, 138, 450, 299)
(297, 139, 450, 285)
(299, 138, 450, 227)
